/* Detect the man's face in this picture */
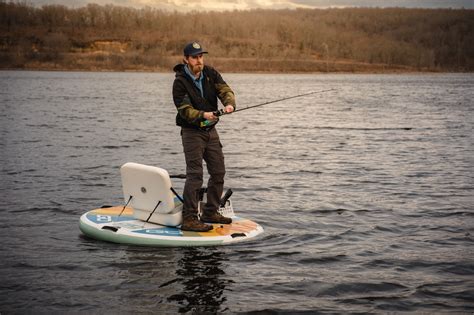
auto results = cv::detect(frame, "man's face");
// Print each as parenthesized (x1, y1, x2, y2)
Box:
(185, 54, 204, 74)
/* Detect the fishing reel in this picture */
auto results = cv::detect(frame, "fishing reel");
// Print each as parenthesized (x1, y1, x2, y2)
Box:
(199, 109, 225, 128)
(213, 109, 226, 117)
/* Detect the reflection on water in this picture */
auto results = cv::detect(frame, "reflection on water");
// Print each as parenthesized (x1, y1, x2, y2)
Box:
(122, 247, 234, 313)
(116, 247, 231, 313)
(167, 248, 231, 313)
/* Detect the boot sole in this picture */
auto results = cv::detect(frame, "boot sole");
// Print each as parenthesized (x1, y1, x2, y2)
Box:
(201, 219, 232, 224)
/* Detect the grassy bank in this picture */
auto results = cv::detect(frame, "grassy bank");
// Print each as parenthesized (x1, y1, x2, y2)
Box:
(1, 2, 473, 73)
(2, 54, 424, 73)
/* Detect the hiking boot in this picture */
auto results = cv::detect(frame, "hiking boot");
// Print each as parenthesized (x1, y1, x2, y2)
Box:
(200, 211, 232, 224)
(181, 215, 213, 232)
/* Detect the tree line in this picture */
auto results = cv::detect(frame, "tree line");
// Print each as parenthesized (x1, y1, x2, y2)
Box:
(1, 1, 473, 72)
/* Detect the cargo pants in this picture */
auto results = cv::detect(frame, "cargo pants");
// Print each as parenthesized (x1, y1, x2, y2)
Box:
(181, 127, 225, 218)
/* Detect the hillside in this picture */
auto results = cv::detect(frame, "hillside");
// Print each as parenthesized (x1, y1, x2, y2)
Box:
(1, 2, 473, 72)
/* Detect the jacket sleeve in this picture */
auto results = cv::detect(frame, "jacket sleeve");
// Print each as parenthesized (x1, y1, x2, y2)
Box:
(172, 79, 204, 124)
(212, 69, 236, 109)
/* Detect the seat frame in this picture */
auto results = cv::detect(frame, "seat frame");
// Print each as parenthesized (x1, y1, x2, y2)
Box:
(120, 162, 182, 227)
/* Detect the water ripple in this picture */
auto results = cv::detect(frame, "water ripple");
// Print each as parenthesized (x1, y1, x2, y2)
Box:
(1, 71, 473, 313)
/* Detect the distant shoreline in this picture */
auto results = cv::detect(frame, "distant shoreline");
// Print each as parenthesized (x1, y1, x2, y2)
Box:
(2, 67, 464, 75)
(0, 58, 451, 75)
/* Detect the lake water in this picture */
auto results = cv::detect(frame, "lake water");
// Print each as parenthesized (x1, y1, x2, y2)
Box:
(0, 70, 473, 313)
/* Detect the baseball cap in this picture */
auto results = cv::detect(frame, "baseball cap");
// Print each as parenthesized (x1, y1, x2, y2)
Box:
(183, 41, 208, 56)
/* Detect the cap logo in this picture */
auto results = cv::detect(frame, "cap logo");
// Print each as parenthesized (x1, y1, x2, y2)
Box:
(192, 42, 201, 49)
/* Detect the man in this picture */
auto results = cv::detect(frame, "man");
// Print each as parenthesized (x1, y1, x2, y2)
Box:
(172, 41, 235, 232)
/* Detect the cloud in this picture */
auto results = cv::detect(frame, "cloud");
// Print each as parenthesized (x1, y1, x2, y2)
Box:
(32, 0, 310, 10)
(31, 0, 474, 10)
(291, 0, 474, 9)
(122, 0, 312, 11)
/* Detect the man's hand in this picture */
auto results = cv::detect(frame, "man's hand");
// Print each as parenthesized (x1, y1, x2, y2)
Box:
(224, 105, 234, 113)
(203, 112, 218, 121)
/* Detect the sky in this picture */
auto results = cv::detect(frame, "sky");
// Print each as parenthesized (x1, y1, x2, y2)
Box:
(31, 0, 474, 11)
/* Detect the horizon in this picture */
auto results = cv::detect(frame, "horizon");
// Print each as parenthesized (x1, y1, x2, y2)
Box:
(30, 0, 474, 11)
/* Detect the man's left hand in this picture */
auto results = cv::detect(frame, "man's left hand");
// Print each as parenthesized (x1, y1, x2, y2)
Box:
(224, 105, 234, 113)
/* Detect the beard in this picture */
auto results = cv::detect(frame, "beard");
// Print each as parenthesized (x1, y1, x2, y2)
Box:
(190, 63, 203, 74)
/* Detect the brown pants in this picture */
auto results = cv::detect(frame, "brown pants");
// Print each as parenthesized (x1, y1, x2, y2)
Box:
(181, 127, 225, 217)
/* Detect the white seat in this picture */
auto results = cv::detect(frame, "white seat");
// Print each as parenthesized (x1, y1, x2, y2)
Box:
(120, 162, 182, 227)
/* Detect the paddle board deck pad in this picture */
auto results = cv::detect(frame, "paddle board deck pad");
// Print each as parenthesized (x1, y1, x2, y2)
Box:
(80, 206, 264, 247)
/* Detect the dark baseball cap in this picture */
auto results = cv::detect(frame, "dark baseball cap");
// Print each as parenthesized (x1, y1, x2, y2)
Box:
(183, 41, 208, 56)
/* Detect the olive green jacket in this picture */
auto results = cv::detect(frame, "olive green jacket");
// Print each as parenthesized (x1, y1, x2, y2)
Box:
(172, 64, 235, 129)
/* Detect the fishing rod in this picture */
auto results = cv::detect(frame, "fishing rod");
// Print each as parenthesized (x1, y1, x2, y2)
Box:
(214, 88, 335, 116)
(173, 89, 336, 179)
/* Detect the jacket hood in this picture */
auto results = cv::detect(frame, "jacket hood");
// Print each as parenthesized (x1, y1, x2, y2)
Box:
(173, 63, 186, 73)
(173, 64, 211, 77)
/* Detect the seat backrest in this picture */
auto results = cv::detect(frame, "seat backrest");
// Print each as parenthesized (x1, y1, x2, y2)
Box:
(120, 162, 176, 215)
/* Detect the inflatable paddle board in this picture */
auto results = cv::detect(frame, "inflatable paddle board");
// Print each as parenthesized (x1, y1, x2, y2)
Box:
(79, 162, 264, 247)
(79, 206, 263, 247)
